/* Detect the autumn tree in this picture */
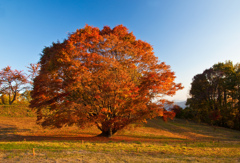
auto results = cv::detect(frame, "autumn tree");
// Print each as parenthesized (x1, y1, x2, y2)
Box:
(169, 104, 183, 118)
(30, 25, 183, 137)
(0, 66, 28, 105)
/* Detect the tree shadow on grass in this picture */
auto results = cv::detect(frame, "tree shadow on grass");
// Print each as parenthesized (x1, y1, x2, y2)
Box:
(0, 124, 31, 141)
(0, 122, 222, 142)
(0, 125, 185, 143)
(0, 121, 185, 142)
(145, 118, 240, 141)
(1, 117, 239, 143)
(0, 133, 184, 142)
(0, 125, 101, 142)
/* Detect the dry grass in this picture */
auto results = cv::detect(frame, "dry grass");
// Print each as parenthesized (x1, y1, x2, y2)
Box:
(2, 116, 239, 142)
(0, 107, 240, 162)
(1, 140, 240, 163)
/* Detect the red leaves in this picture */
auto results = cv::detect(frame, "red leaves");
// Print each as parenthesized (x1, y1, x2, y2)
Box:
(0, 66, 29, 105)
(162, 110, 176, 122)
(30, 25, 183, 136)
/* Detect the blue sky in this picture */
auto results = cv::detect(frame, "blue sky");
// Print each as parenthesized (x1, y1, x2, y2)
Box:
(1, 0, 240, 101)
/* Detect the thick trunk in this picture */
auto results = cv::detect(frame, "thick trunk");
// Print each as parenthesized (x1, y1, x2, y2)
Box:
(97, 128, 117, 138)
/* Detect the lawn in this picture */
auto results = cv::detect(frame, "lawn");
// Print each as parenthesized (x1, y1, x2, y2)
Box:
(0, 106, 240, 162)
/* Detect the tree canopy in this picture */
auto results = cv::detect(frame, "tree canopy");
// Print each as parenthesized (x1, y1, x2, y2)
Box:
(186, 61, 240, 130)
(30, 25, 183, 137)
(0, 66, 28, 105)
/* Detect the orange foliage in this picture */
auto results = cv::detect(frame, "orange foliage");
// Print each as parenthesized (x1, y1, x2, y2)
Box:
(30, 25, 183, 137)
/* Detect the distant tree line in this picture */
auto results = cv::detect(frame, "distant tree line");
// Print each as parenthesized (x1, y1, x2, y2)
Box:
(173, 61, 240, 130)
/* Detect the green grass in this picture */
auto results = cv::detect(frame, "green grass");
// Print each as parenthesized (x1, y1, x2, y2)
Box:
(1, 141, 240, 162)
(1, 140, 240, 155)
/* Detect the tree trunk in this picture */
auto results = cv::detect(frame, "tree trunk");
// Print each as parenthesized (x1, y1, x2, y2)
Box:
(9, 91, 17, 105)
(97, 128, 117, 138)
(8, 92, 11, 105)
(1, 95, 6, 104)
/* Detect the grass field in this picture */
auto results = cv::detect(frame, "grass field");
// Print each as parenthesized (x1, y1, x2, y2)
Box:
(0, 105, 240, 162)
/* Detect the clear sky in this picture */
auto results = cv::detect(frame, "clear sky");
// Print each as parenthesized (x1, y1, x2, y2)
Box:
(1, 0, 240, 102)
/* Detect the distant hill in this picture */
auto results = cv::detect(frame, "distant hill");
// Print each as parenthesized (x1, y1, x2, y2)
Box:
(164, 101, 186, 110)
(174, 101, 186, 108)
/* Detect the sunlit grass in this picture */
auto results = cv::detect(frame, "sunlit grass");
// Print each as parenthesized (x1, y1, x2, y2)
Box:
(1, 107, 240, 162)
(1, 141, 240, 156)
(0, 105, 35, 117)
(1, 141, 240, 162)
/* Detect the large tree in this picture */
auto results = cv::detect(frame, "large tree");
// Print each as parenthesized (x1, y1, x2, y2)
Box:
(0, 66, 28, 105)
(30, 25, 182, 137)
(187, 61, 240, 129)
